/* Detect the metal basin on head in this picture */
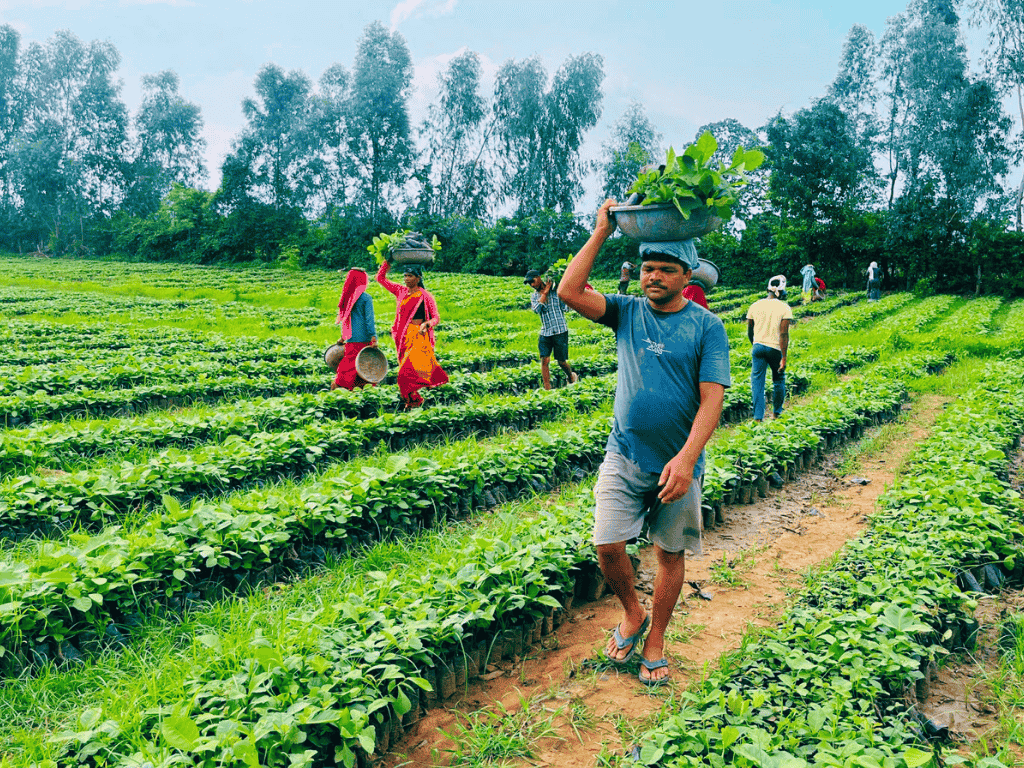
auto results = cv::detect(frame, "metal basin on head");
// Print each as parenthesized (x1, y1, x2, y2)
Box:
(609, 203, 722, 241)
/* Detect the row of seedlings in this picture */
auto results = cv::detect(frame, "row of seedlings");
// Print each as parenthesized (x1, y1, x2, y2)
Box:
(627, 359, 1024, 768)
(0, 377, 618, 541)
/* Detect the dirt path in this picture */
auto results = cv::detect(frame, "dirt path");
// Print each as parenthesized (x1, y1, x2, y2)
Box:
(383, 395, 948, 768)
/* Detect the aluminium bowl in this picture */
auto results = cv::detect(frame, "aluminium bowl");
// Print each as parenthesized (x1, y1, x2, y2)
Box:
(609, 203, 722, 242)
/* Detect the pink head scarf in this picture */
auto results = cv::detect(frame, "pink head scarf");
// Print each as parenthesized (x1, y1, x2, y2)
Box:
(336, 269, 368, 341)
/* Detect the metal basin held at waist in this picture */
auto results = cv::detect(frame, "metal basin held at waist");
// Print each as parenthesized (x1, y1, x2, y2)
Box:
(324, 343, 345, 371)
(355, 346, 389, 384)
(609, 203, 722, 242)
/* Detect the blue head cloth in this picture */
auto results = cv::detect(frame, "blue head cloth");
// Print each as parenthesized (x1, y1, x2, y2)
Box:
(639, 240, 699, 271)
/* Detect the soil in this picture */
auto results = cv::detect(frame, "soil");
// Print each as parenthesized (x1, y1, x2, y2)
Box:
(382, 395, 949, 768)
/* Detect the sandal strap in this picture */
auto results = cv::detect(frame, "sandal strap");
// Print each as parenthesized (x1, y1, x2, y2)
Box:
(639, 657, 668, 671)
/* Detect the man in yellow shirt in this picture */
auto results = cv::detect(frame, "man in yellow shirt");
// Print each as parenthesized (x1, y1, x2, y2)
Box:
(746, 275, 794, 421)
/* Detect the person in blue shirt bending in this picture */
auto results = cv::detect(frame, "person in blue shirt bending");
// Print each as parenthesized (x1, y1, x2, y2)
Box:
(558, 199, 731, 686)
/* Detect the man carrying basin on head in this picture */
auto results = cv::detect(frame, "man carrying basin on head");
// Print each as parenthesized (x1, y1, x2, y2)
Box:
(746, 275, 793, 421)
(525, 269, 579, 390)
(557, 199, 731, 687)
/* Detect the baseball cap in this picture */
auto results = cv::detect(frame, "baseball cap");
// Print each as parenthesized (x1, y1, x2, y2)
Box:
(524, 269, 542, 284)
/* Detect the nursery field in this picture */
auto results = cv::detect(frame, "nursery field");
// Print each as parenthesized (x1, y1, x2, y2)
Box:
(0, 254, 1023, 768)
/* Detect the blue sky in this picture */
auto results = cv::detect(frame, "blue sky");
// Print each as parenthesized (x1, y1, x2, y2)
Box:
(0, 0, 1000, 207)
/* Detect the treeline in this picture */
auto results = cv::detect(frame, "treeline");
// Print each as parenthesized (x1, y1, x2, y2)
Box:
(3, 1, 1024, 293)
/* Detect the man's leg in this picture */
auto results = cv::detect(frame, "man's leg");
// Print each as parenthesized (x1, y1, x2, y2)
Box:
(639, 546, 686, 683)
(770, 356, 786, 417)
(557, 359, 576, 383)
(538, 334, 553, 390)
(598, 541, 647, 660)
(750, 346, 768, 420)
(618, 280, 629, 295)
(593, 452, 648, 661)
(553, 332, 576, 384)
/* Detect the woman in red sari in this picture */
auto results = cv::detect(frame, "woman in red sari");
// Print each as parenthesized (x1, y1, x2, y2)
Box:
(331, 268, 378, 391)
(376, 261, 449, 407)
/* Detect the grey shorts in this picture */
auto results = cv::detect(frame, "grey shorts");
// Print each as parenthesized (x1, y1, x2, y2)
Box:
(593, 451, 702, 555)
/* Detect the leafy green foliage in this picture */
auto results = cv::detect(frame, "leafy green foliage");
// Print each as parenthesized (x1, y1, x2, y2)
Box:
(366, 230, 442, 266)
(627, 131, 765, 222)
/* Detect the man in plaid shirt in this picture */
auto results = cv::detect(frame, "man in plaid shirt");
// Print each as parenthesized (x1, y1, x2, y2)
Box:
(525, 269, 579, 390)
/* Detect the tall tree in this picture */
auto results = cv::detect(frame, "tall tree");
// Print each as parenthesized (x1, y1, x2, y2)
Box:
(826, 25, 880, 152)
(967, 0, 1024, 228)
(314, 62, 355, 214)
(127, 70, 206, 215)
(598, 100, 661, 201)
(419, 50, 492, 219)
(493, 53, 604, 214)
(0, 25, 24, 221)
(220, 63, 315, 212)
(16, 29, 129, 252)
(345, 21, 415, 224)
(894, 3, 1010, 220)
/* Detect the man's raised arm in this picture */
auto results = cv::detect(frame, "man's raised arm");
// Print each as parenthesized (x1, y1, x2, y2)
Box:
(558, 199, 616, 322)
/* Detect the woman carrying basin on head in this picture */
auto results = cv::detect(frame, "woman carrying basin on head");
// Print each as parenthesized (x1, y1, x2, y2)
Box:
(376, 260, 449, 408)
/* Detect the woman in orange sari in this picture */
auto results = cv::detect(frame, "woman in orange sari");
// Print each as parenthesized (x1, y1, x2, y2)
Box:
(376, 261, 449, 407)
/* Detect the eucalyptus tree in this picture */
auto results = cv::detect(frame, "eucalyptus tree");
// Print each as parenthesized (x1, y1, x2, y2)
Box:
(598, 100, 661, 201)
(126, 70, 206, 215)
(0, 25, 24, 233)
(967, 0, 1024, 228)
(420, 50, 492, 219)
(16, 29, 129, 252)
(876, 1, 1011, 287)
(882, 2, 1010, 222)
(220, 63, 317, 212)
(345, 21, 415, 224)
(314, 62, 356, 214)
(826, 25, 881, 156)
(493, 53, 605, 214)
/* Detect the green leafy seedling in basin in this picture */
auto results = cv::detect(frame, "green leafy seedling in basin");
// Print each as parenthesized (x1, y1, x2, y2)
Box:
(627, 131, 765, 222)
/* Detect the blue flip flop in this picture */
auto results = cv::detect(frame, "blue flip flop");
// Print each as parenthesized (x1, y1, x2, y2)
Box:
(608, 614, 649, 665)
(638, 656, 670, 687)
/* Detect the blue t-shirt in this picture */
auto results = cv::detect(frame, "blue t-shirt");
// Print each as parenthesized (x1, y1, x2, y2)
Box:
(347, 292, 376, 343)
(598, 294, 732, 477)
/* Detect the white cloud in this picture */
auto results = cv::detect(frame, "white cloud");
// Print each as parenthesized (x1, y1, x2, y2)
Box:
(389, 0, 456, 30)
